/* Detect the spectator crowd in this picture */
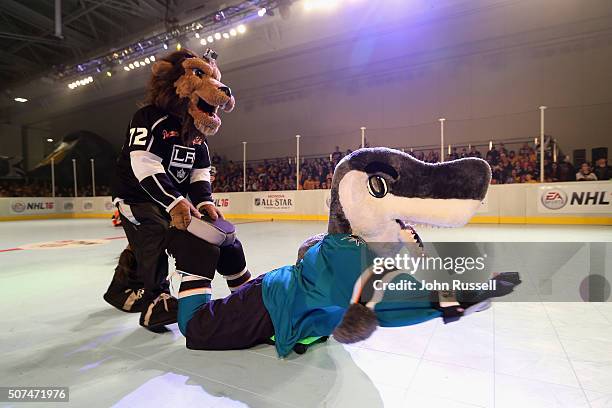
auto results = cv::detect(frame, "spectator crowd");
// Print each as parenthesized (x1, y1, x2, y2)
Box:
(0, 142, 609, 197)
(0, 180, 110, 197)
(210, 142, 610, 193)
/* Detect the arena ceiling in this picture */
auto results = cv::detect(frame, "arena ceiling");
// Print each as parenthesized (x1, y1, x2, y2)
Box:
(0, 0, 229, 91)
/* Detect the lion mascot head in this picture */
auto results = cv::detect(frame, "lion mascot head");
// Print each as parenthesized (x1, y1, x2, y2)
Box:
(146, 48, 235, 144)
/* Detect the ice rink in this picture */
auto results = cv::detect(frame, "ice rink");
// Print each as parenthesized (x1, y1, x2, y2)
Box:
(1, 219, 612, 408)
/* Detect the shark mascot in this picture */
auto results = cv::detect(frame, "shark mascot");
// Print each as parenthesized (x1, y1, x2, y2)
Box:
(166, 147, 521, 357)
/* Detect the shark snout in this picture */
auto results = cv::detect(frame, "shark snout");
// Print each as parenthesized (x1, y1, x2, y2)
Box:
(431, 158, 491, 200)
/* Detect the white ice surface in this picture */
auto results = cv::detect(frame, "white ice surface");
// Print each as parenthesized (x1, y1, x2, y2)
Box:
(1, 220, 611, 408)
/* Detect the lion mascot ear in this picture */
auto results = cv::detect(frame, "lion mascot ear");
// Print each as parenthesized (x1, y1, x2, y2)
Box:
(151, 61, 173, 77)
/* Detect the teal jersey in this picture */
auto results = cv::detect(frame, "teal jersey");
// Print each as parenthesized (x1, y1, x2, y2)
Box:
(262, 234, 442, 357)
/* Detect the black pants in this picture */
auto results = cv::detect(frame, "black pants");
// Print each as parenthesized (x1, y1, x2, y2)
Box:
(185, 275, 275, 350)
(120, 202, 170, 302)
(119, 202, 249, 301)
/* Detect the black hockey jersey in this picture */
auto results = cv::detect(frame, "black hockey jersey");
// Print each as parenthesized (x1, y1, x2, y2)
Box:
(112, 105, 213, 212)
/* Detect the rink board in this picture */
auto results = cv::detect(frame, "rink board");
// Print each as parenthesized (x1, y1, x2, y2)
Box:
(0, 181, 610, 225)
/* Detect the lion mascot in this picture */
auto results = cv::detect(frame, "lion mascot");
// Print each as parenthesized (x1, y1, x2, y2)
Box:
(103, 49, 252, 331)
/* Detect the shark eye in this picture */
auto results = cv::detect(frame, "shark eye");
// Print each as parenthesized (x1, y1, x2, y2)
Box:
(367, 175, 388, 198)
(192, 68, 205, 78)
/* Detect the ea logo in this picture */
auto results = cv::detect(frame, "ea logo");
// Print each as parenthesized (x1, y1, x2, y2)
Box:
(11, 202, 25, 213)
(541, 189, 567, 210)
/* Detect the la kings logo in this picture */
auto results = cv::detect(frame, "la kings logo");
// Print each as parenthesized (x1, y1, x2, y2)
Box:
(168, 145, 196, 183)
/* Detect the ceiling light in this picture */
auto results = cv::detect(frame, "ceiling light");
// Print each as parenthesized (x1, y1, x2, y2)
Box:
(230, 29, 237, 36)
(214, 33, 221, 40)
(207, 35, 214, 42)
(200, 38, 207, 45)
(222, 32, 230, 39)
(258, 8, 267, 17)
(14, 97, 28, 103)
(237, 25, 246, 34)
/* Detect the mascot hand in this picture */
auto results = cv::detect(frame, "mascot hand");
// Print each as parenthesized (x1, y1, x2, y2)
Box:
(200, 203, 224, 221)
(170, 199, 201, 230)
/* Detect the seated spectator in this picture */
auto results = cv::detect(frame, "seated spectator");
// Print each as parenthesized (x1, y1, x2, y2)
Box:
(508, 150, 518, 165)
(302, 175, 319, 190)
(576, 162, 598, 181)
(593, 158, 610, 181)
(545, 162, 560, 182)
(467, 146, 482, 158)
(486, 145, 500, 165)
(331, 146, 342, 163)
(557, 156, 575, 181)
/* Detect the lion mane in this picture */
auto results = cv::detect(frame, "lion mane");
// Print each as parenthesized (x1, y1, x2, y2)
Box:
(145, 49, 235, 145)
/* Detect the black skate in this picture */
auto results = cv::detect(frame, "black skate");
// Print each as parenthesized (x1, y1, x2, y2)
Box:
(139, 293, 178, 331)
(104, 247, 145, 313)
(103, 280, 146, 313)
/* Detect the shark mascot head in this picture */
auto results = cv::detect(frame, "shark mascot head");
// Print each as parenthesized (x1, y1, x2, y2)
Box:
(298, 147, 491, 343)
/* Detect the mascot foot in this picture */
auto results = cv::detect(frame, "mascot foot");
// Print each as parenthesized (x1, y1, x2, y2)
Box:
(139, 293, 178, 331)
(103, 280, 145, 313)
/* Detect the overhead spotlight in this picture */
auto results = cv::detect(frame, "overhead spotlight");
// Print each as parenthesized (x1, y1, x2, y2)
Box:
(222, 32, 230, 39)
(144, 57, 150, 64)
(14, 97, 28, 103)
(140, 61, 145, 66)
(96, 65, 102, 73)
(237, 24, 246, 34)
(176, 42, 182, 51)
(230, 28, 237, 36)
(214, 33, 221, 40)
(106, 71, 112, 77)
(150, 55, 156, 61)
(124, 66, 130, 71)
(46, 138, 54, 143)
(207, 35, 214, 43)
(134, 61, 140, 68)
(200, 38, 207, 45)
(163, 42, 169, 50)
(195, 32, 200, 39)
(258, 7, 267, 17)
(129, 63, 134, 69)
